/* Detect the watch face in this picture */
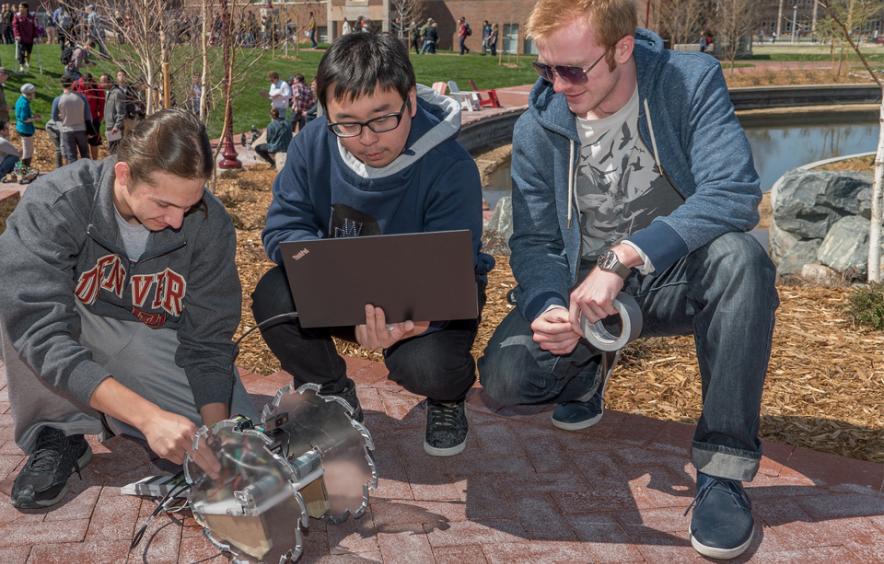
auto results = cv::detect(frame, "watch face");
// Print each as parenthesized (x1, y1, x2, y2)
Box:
(598, 250, 616, 270)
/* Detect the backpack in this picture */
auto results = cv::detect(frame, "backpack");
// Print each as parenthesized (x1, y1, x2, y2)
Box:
(465, 24, 472, 36)
(60, 44, 74, 65)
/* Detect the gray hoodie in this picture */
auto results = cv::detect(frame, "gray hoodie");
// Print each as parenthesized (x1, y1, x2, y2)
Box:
(0, 158, 242, 410)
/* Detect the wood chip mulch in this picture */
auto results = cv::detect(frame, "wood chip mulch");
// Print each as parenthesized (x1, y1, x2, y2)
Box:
(125, 163, 884, 465)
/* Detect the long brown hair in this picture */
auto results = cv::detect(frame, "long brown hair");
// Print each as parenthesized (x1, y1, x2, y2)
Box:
(117, 108, 213, 186)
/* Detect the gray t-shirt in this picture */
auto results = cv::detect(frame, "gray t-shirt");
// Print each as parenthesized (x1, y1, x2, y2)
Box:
(575, 88, 681, 264)
(114, 206, 150, 261)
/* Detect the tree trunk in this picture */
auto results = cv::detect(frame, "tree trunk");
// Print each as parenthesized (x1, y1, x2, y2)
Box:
(869, 91, 883, 282)
(200, 0, 210, 123)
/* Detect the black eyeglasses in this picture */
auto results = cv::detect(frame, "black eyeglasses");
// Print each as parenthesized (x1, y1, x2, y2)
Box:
(327, 100, 409, 138)
(533, 49, 609, 84)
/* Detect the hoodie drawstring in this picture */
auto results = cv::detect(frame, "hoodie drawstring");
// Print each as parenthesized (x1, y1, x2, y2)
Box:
(643, 98, 663, 174)
(567, 140, 575, 228)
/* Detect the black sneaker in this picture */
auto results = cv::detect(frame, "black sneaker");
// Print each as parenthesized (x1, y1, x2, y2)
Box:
(11, 427, 92, 509)
(686, 472, 755, 559)
(335, 382, 364, 423)
(424, 400, 468, 457)
(551, 351, 619, 431)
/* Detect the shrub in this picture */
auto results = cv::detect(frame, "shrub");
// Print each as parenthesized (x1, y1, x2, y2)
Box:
(847, 282, 884, 330)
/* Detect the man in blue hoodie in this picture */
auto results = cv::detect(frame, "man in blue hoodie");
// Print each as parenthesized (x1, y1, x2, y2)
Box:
(252, 32, 492, 457)
(478, 0, 778, 559)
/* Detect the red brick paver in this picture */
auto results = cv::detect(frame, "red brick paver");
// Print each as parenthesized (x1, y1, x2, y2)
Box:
(0, 357, 881, 563)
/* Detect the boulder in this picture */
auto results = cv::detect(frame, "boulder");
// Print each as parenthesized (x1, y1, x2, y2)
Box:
(772, 171, 872, 239)
(777, 239, 822, 277)
(274, 151, 287, 171)
(768, 223, 799, 264)
(817, 215, 884, 277)
(482, 195, 513, 256)
(800, 263, 843, 287)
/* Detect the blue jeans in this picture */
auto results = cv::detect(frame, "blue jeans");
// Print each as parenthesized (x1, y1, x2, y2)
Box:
(0, 154, 19, 176)
(479, 232, 779, 481)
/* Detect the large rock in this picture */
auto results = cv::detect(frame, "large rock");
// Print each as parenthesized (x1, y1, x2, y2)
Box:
(800, 263, 843, 287)
(816, 215, 884, 277)
(482, 195, 513, 256)
(768, 223, 799, 264)
(777, 239, 823, 277)
(772, 171, 872, 240)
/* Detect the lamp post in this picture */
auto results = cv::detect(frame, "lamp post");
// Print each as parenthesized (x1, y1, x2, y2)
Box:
(218, 0, 242, 169)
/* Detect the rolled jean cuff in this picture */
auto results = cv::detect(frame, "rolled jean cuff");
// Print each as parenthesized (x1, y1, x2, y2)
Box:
(692, 441, 760, 482)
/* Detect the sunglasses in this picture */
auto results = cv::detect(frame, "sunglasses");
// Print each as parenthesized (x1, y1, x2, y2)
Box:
(533, 48, 610, 84)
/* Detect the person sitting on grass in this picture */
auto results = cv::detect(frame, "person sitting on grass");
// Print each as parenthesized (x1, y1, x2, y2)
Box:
(252, 31, 493, 457)
(0, 120, 21, 179)
(0, 108, 257, 510)
(253, 107, 292, 168)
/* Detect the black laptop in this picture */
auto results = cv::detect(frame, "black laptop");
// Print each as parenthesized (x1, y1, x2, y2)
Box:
(279, 230, 478, 328)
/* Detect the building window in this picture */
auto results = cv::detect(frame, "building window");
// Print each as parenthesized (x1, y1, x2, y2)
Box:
(524, 37, 538, 55)
(319, 26, 328, 43)
(503, 23, 519, 54)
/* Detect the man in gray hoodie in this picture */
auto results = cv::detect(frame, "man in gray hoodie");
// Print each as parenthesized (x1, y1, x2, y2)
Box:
(0, 109, 256, 509)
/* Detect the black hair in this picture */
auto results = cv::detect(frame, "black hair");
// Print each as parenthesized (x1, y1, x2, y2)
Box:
(315, 31, 415, 113)
(61, 76, 73, 88)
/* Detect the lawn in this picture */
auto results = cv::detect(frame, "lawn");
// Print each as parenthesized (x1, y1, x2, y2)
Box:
(0, 43, 538, 138)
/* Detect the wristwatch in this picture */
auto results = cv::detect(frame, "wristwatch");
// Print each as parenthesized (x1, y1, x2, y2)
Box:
(597, 249, 632, 279)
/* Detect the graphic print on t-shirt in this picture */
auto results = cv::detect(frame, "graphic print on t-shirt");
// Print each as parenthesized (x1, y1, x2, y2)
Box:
(575, 89, 682, 261)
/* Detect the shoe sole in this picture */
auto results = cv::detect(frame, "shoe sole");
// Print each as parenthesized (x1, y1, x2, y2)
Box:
(12, 445, 93, 509)
(550, 410, 603, 431)
(423, 438, 467, 457)
(689, 525, 754, 560)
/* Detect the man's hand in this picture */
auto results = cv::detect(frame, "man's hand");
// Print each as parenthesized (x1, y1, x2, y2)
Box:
(355, 304, 430, 351)
(531, 306, 581, 356)
(141, 410, 199, 465)
(568, 268, 625, 334)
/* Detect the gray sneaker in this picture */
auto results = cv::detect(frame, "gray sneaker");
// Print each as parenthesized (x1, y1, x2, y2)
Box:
(551, 350, 619, 431)
(424, 400, 468, 456)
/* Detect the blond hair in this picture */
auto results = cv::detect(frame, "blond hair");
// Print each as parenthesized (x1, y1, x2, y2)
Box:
(526, 0, 637, 50)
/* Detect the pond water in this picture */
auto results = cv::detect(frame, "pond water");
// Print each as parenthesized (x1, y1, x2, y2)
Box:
(744, 118, 878, 190)
(483, 117, 879, 193)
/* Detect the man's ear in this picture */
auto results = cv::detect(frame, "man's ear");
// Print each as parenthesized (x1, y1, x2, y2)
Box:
(615, 35, 635, 64)
(408, 87, 418, 117)
(114, 161, 131, 190)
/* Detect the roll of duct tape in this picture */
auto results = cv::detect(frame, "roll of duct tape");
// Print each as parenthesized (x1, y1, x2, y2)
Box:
(580, 292, 643, 352)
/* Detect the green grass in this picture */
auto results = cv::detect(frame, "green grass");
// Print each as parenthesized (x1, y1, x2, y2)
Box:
(0, 43, 538, 137)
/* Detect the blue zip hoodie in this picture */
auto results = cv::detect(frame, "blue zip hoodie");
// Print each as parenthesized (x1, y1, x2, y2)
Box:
(264, 85, 493, 284)
(510, 28, 761, 322)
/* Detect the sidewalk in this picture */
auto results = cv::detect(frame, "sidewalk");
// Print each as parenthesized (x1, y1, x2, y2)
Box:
(0, 356, 881, 563)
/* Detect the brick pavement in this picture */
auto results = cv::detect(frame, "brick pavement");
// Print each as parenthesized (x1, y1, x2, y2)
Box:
(0, 356, 881, 563)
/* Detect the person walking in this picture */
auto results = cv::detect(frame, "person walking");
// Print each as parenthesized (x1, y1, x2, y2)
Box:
(487, 23, 499, 57)
(481, 20, 491, 55)
(457, 16, 471, 55)
(307, 11, 317, 48)
(12, 2, 36, 72)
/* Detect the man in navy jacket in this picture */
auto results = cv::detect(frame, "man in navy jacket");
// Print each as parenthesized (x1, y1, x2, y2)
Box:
(253, 32, 493, 458)
(478, 1, 778, 559)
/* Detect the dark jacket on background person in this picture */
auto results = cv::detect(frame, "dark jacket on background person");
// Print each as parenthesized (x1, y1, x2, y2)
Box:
(0, 83, 8, 124)
(265, 115, 292, 153)
(12, 13, 35, 43)
(104, 84, 126, 131)
(0, 158, 242, 410)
